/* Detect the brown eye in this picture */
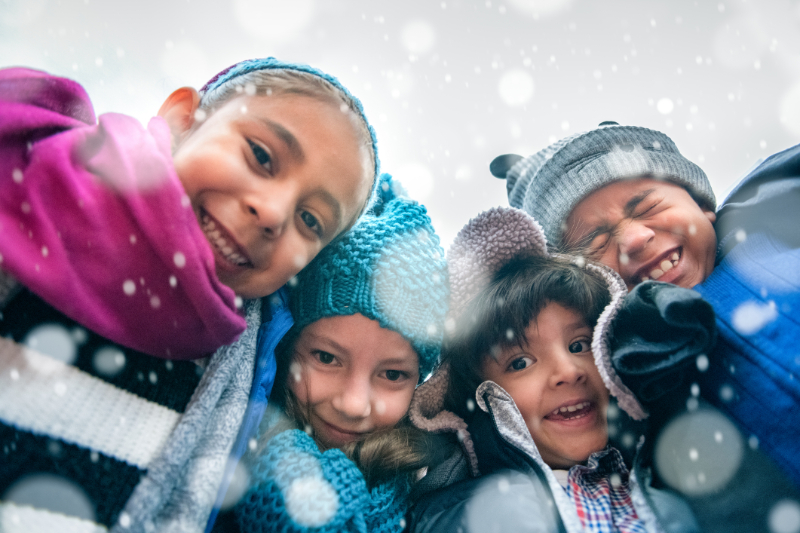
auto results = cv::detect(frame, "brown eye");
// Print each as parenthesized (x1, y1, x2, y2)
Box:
(300, 211, 321, 236)
(315, 351, 335, 364)
(569, 340, 590, 354)
(247, 139, 272, 172)
(509, 356, 533, 372)
(385, 370, 403, 381)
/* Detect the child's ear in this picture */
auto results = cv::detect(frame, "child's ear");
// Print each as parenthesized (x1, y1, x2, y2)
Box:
(157, 87, 201, 139)
(703, 208, 717, 225)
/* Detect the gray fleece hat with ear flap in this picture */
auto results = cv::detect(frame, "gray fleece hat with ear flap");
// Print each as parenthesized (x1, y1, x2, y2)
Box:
(494, 123, 715, 247)
(409, 207, 647, 471)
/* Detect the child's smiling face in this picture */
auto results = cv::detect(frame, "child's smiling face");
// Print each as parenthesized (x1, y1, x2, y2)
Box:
(288, 314, 419, 449)
(564, 178, 717, 291)
(164, 91, 372, 299)
(481, 302, 609, 470)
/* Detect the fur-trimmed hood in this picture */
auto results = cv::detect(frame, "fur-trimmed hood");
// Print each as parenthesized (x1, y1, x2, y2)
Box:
(409, 206, 647, 475)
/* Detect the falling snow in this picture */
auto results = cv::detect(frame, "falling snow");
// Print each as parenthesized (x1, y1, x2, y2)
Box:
(2, 1, 800, 530)
(655, 409, 743, 496)
(732, 300, 778, 335)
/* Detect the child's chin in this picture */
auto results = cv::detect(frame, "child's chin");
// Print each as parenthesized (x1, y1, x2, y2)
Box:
(218, 274, 278, 300)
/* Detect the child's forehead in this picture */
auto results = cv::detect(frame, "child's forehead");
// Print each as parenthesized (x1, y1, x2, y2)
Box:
(214, 91, 340, 119)
(570, 176, 696, 218)
(588, 175, 687, 198)
(493, 303, 592, 357)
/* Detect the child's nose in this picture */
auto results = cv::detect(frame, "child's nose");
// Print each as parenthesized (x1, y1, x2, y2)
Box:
(245, 189, 293, 237)
(331, 378, 372, 420)
(617, 220, 655, 257)
(551, 353, 587, 387)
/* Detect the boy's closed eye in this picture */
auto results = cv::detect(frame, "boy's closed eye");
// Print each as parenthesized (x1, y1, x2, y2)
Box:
(587, 233, 611, 258)
(633, 200, 660, 219)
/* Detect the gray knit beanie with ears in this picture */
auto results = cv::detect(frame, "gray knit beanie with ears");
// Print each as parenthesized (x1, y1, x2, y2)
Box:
(491, 122, 715, 247)
(409, 207, 646, 452)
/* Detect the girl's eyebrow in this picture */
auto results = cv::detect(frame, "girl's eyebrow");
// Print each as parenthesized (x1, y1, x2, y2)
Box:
(302, 332, 349, 355)
(378, 356, 418, 367)
(260, 118, 305, 162)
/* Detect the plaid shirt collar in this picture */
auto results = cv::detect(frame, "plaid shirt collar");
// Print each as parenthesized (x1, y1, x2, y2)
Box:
(564, 447, 654, 533)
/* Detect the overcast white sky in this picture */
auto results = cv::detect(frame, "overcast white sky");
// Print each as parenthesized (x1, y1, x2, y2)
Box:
(3, 0, 799, 247)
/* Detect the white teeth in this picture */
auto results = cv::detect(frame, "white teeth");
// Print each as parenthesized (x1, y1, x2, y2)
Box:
(553, 402, 590, 416)
(200, 213, 249, 266)
(649, 253, 680, 280)
(642, 276, 650, 281)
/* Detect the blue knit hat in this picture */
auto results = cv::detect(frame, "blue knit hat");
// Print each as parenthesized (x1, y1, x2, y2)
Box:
(492, 122, 715, 246)
(290, 174, 449, 380)
(200, 57, 380, 200)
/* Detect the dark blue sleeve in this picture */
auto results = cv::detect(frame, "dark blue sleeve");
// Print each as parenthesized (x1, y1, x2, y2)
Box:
(716, 143, 800, 260)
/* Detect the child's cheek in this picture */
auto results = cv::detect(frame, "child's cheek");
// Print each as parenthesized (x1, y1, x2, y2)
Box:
(287, 360, 310, 403)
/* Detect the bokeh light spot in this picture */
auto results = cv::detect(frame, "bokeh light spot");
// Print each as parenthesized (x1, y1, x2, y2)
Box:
(233, 0, 314, 43)
(769, 499, 800, 533)
(23, 324, 77, 364)
(655, 408, 743, 495)
(401, 20, 436, 54)
(2, 473, 95, 522)
(93, 346, 127, 377)
(498, 69, 535, 106)
(657, 98, 674, 114)
(732, 300, 778, 335)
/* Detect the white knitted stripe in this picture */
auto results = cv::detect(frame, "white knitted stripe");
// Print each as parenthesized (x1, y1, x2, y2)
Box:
(0, 337, 180, 468)
(0, 502, 107, 533)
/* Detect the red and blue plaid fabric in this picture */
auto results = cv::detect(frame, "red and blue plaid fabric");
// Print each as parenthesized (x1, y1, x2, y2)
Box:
(565, 447, 650, 533)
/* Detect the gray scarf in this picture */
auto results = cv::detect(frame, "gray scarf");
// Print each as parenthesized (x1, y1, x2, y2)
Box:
(113, 298, 261, 533)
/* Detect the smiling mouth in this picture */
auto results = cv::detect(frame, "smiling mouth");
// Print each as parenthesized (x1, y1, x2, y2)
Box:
(545, 401, 593, 421)
(640, 249, 680, 282)
(200, 211, 252, 267)
(319, 419, 367, 442)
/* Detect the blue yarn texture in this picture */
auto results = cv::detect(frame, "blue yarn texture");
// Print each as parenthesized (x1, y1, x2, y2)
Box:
(236, 429, 409, 533)
(290, 174, 449, 381)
